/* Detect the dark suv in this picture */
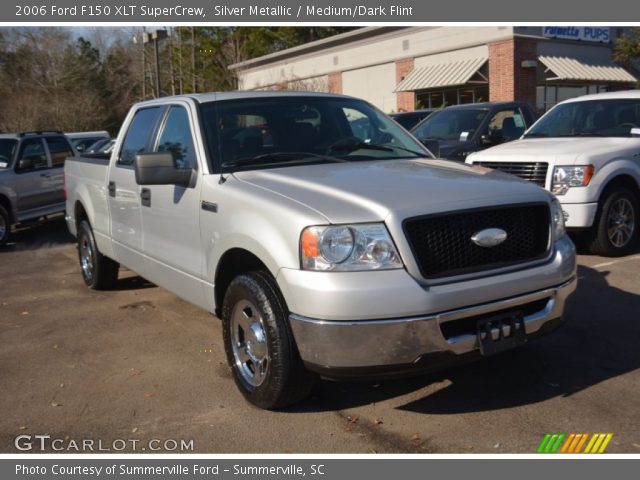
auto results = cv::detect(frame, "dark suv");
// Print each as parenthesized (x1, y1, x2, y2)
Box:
(410, 101, 536, 161)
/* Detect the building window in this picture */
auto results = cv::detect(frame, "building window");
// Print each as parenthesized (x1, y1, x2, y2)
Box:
(416, 85, 489, 109)
(536, 84, 609, 111)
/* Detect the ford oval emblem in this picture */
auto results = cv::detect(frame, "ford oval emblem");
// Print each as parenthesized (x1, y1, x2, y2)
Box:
(471, 228, 508, 247)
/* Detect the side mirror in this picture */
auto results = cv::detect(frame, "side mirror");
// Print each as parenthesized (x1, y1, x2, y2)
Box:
(481, 132, 503, 146)
(17, 158, 33, 171)
(631, 128, 640, 138)
(134, 152, 194, 187)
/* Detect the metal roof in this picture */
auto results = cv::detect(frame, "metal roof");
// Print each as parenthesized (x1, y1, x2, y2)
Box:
(395, 56, 488, 92)
(539, 55, 637, 83)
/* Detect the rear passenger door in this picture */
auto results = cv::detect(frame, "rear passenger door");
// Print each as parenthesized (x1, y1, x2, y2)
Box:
(12, 138, 52, 217)
(108, 106, 163, 277)
(138, 104, 204, 308)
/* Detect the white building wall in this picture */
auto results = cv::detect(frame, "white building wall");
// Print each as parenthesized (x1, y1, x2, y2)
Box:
(236, 27, 515, 91)
(342, 63, 396, 112)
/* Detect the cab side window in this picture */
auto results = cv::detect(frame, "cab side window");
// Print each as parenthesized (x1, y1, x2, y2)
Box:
(15, 138, 48, 173)
(487, 108, 526, 141)
(118, 107, 162, 166)
(155, 106, 197, 169)
(46, 136, 73, 168)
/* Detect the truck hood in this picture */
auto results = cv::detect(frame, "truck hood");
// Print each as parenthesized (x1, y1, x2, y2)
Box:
(468, 137, 635, 165)
(234, 159, 550, 223)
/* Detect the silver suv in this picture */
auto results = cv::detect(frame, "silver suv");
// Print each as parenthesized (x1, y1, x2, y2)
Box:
(0, 131, 74, 246)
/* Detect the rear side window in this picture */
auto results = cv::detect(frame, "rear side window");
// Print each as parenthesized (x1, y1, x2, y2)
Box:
(46, 137, 73, 167)
(118, 107, 162, 166)
(155, 106, 197, 169)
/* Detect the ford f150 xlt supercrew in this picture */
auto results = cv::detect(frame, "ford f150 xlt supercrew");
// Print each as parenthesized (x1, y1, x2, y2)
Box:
(468, 91, 640, 257)
(64, 92, 576, 409)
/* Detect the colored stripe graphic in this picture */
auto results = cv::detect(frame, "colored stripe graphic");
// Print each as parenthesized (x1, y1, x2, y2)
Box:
(537, 433, 613, 453)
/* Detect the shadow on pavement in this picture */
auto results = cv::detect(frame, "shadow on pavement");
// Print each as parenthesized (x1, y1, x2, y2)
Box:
(294, 264, 640, 413)
(0, 217, 75, 253)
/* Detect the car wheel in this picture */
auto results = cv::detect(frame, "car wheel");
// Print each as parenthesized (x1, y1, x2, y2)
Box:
(222, 271, 315, 409)
(77, 220, 119, 289)
(588, 188, 639, 257)
(0, 205, 10, 248)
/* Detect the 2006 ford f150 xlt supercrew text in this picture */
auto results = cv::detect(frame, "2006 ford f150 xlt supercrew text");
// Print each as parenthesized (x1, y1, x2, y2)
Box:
(64, 92, 577, 409)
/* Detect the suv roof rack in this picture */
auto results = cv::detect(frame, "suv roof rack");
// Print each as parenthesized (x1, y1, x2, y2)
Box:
(19, 131, 64, 137)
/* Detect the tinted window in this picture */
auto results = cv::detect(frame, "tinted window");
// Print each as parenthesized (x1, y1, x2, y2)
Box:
(487, 109, 526, 140)
(200, 96, 428, 172)
(46, 136, 73, 167)
(16, 139, 48, 172)
(119, 107, 162, 166)
(412, 109, 488, 141)
(0, 139, 17, 168)
(526, 99, 640, 138)
(155, 106, 197, 169)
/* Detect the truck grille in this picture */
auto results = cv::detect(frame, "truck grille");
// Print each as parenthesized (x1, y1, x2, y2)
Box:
(404, 204, 551, 279)
(472, 162, 548, 187)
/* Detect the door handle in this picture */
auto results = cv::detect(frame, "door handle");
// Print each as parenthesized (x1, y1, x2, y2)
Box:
(108, 181, 116, 197)
(140, 188, 151, 207)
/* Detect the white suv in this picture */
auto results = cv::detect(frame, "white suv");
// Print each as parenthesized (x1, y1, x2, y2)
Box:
(467, 90, 640, 256)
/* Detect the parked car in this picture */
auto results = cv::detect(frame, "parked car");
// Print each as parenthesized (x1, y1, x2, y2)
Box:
(467, 90, 640, 257)
(66, 131, 110, 153)
(0, 131, 74, 247)
(390, 109, 435, 130)
(411, 102, 536, 161)
(64, 92, 576, 409)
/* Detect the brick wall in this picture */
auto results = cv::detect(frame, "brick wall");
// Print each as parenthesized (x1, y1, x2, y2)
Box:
(328, 72, 342, 94)
(395, 57, 415, 112)
(488, 38, 537, 107)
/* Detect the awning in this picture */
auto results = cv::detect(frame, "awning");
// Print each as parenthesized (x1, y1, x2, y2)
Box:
(395, 56, 487, 92)
(539, 55, 637, 83)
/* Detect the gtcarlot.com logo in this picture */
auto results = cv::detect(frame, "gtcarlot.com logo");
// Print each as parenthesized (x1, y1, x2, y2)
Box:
(536, 433, 613, 454)
(14, 435, 194, 452)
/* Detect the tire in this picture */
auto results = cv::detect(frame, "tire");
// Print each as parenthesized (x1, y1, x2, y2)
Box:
(587, 188, 639, 257)
(0, 205, 10, 248)
(222, 271, 315, 409)
(77, 220, 119, 289)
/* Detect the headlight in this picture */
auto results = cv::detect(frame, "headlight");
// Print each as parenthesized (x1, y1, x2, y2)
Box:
(551, 165, 594, 195)
(550, 199, 566, 239)
(301, 223, 403, 271)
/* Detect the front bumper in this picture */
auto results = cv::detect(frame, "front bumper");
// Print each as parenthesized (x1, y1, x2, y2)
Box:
(561, 202, 598, 229)
(289, 276, 577, 377)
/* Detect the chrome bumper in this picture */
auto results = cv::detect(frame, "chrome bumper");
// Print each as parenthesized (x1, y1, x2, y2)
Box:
(289, 277, 577, 373)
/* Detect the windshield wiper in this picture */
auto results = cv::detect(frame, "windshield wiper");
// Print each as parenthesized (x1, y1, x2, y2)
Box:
(221, 152, 347, 171)
(523, 132, 549, 138)
(557, 132, 606, 137)
(329, 141, 430, 158)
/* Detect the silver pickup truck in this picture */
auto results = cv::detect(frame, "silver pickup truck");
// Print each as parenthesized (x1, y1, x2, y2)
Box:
(64, 92, 577, 409)
(0, 131, 74, 247)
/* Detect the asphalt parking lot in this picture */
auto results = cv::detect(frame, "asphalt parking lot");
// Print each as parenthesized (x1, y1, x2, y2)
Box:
(1, 220, 639, 453)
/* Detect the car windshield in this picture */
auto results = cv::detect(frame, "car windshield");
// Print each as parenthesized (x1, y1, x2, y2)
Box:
(525, 99, 640, 138)
(0, 139, 18, 168)
(200, 96, 430, 172)
(411, 108, 488, 141)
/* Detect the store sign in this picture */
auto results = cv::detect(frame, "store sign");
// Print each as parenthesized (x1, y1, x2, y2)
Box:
(542, 27, 610, 43)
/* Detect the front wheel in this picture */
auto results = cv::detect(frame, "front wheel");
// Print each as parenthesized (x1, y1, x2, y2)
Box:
(77, 220, 119, 289)
(588, 188, 639, 257)
(222, 271, 315, 409)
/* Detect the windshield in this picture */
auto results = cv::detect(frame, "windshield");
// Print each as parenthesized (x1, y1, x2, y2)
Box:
(525, 99, 640, 138)
(411, 108, 488, 141)
(200, 96, 429, 172)
(0, 139, 18, 168)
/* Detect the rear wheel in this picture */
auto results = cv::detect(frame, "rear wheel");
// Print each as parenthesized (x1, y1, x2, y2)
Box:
(77, 220, 119, 289)
(588, 188, 639, 257)
(222, 271, 315, 409)
(0, 205, 9, 248)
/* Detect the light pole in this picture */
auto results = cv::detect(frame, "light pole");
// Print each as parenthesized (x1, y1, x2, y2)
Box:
(143, 29, 167, 98)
